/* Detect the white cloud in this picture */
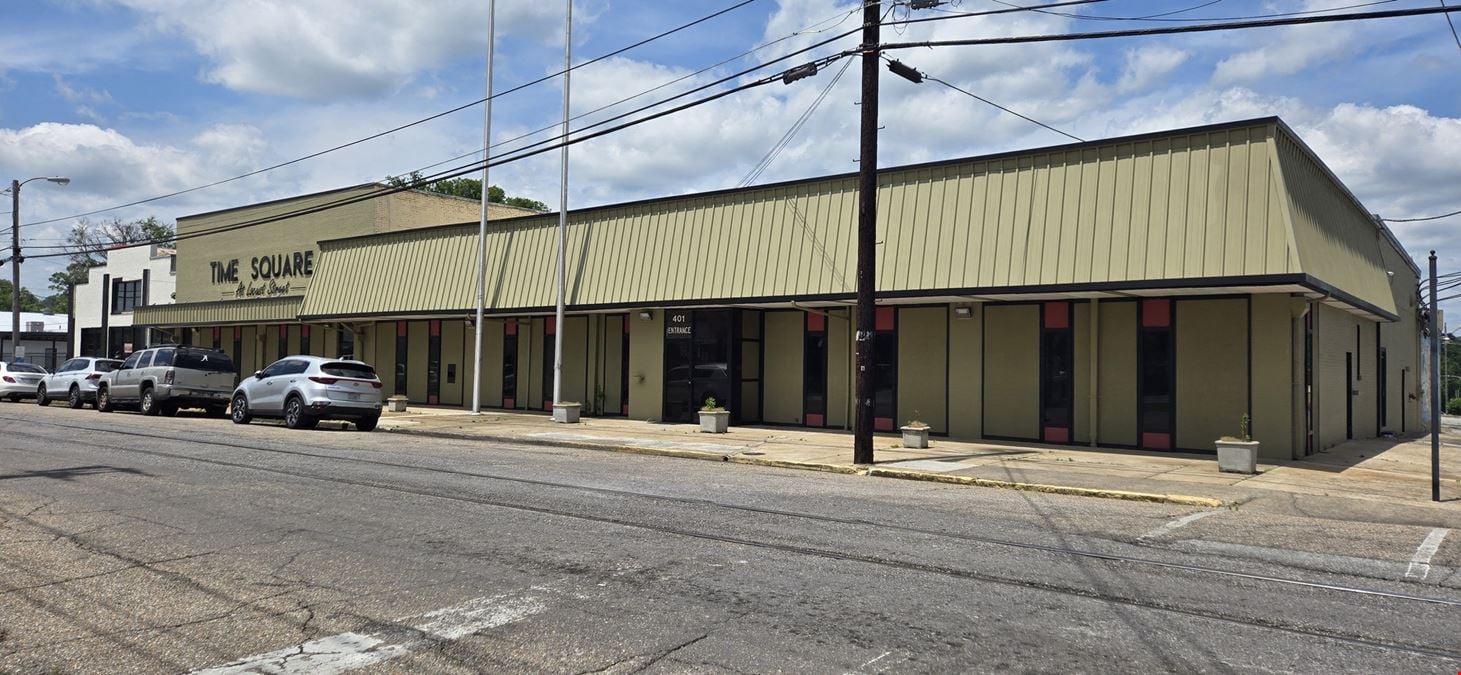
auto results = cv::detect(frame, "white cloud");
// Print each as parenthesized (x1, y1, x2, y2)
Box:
(52, 74, 113, 105)
(1117, 45, 1189, 93)
(111, 0, 581, 100)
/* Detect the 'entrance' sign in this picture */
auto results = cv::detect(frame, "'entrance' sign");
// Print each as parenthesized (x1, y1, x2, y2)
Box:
(666, 312, 691, 337)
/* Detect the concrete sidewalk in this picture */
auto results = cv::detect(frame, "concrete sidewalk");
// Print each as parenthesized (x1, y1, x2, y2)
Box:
(377, 407, 1461, 519)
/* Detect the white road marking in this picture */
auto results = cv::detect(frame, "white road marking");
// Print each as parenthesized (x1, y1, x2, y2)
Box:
(1404, 528, 1450, 581)
(1139, 510, 1220, 541)
(192, 589, 546, 674)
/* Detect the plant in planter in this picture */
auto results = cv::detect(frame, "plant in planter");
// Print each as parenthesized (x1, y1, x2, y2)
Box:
(552, 401, 581, 424)
(1215, 413, 1259, 474)
(699, 397, 729, 433)
(901, 412, 931, 449)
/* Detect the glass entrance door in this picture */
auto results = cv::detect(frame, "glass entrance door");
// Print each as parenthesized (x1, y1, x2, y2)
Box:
(662, 309, 738, 423)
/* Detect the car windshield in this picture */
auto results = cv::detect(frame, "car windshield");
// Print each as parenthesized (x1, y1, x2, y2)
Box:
(94, 360, 123, 372)
(9, 363, 45, 374)
(321, 362, 377, 380)
(175, 349, 235, 373)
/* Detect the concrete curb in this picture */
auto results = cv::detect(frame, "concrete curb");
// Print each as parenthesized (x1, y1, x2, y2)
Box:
(865, 467, 1226, 507)
(382, 425, 1226, 507)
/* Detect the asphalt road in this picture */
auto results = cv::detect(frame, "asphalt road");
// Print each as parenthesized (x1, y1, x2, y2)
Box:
(1, 403, 1458, 674)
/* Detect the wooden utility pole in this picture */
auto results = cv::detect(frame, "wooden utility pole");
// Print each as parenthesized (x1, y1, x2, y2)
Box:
(853, 1, 880, 465)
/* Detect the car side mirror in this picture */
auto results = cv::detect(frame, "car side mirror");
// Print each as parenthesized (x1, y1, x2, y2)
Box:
(254, 371, 264, 379)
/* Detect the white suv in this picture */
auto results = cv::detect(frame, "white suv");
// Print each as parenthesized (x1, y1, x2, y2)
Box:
(38, 357, 123, 408)
(231, 356, 384, 431)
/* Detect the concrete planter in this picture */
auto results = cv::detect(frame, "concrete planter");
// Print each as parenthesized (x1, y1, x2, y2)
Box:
(386, 396, 408, 413)
(699, 410, 729, 433)
(1215, 439, 1260, 474)
(901, 425, 930, 449)
(552, 403, 581, 424)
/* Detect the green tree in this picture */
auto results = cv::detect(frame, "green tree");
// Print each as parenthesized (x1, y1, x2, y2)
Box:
(0, 279, 45, 312)
(39, 216, 176, 313)
(385, 171, 548, 212)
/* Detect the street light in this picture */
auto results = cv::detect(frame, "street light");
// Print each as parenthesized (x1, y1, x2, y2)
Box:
(9, 176, 70, 362)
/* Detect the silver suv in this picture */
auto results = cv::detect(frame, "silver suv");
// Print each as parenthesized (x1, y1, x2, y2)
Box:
(231, 356, 383, 431)
(96, 346, 237, 417)
(38, 357, 123, 408)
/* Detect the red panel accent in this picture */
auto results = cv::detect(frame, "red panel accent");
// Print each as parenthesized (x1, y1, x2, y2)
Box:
(875, 307, 895, 332)
(396, 321, 408, 337)
(543, 400, 552, 412)
(300, 325, 310, 337)
(279, 324, 289, 338)
(505, 320, 517, 337)
(875, 416, 894, 432)
(806, 312, 826, 333)
(1141, 432, 1172, 450)
(1043, 426, 1070, 444)
(623, 315, 631, 334)
(428, 395, 439, 405)
(429, 320, 441, 337)
(1141, 299, 1172, 328)
(621, 402, 628, 415)
(546, 317, 556, 335)
(1043, 302, 1070, 329)
(504, 396, 515, 409)
(805, 413, 824, 427)
(234, 326, 242, 339)
(212, 327, 221, 340)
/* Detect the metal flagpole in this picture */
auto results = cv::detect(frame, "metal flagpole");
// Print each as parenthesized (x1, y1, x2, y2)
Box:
(553, 0, 572, 407)
(1430, 251, 1440, 502)
(471, 0, 497, 415)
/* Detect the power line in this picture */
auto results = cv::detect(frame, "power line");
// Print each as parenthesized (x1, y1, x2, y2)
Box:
(27, 0, 1072, 250)
(1444, 0, 1461, 56)
(740, 57, 855, 187)
(401, 1, 1102, 187)
(23, 52, 855, 262)
(20, 0, 763, 230)
(983, 0, 1405, 23)
(892, 52, 1084, 143)
(1384, 208, 1461, 222)
(877, 5, 1461, 50)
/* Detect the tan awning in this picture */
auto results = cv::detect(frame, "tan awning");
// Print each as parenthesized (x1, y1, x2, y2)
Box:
(132, 296, 303, 327)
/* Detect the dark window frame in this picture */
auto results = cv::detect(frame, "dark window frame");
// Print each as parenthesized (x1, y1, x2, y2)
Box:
(110, 279, 143, 314)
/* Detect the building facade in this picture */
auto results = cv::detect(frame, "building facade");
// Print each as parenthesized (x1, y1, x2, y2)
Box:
(135, 119, 1425, 461)
(73, 243, 177, 358)
(0, 312, 70, 369)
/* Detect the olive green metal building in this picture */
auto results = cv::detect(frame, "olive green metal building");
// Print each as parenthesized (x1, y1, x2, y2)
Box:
(134, 117, 1424, 460)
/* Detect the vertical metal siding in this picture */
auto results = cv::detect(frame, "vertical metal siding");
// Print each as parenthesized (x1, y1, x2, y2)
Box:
(297, 121, 1393, 319)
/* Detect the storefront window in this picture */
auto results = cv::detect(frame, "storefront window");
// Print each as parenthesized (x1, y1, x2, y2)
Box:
(1041, 302, 1074, 444)
(873, 307, 896, 431)
(804, 312, 827, 427)
(503, 320, 518, 408)
(1138, 299, 1174, 450)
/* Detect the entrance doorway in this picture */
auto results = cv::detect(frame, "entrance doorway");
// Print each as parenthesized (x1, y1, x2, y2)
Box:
(663, 309, 738, 423)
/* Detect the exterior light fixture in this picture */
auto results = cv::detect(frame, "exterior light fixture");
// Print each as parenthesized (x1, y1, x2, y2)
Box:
(954, 306, 973, 318)
(638, 310, 653, 321)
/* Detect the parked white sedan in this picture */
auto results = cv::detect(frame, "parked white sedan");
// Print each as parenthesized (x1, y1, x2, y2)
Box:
(0, 362, 49, 402)
(38, 357, 124, 408)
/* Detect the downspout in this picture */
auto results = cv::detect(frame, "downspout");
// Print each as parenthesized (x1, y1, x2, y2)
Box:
(1090, 298, 1099, 447)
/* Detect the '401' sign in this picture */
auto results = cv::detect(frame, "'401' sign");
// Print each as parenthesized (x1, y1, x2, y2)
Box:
(666, 312, 691, 337)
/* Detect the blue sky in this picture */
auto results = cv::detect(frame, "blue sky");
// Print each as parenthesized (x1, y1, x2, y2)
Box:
(1, 0, 1459, 319)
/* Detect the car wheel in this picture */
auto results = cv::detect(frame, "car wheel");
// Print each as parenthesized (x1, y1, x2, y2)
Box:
(67, 386, 84, 409)
(355, 414, 380, 432)
(36, 385, 50, 407)
(283, 396, 317, 430)
(139, 387, 160, 416)
(230, 394, 252, 425)
(96, 387, 114, 413)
